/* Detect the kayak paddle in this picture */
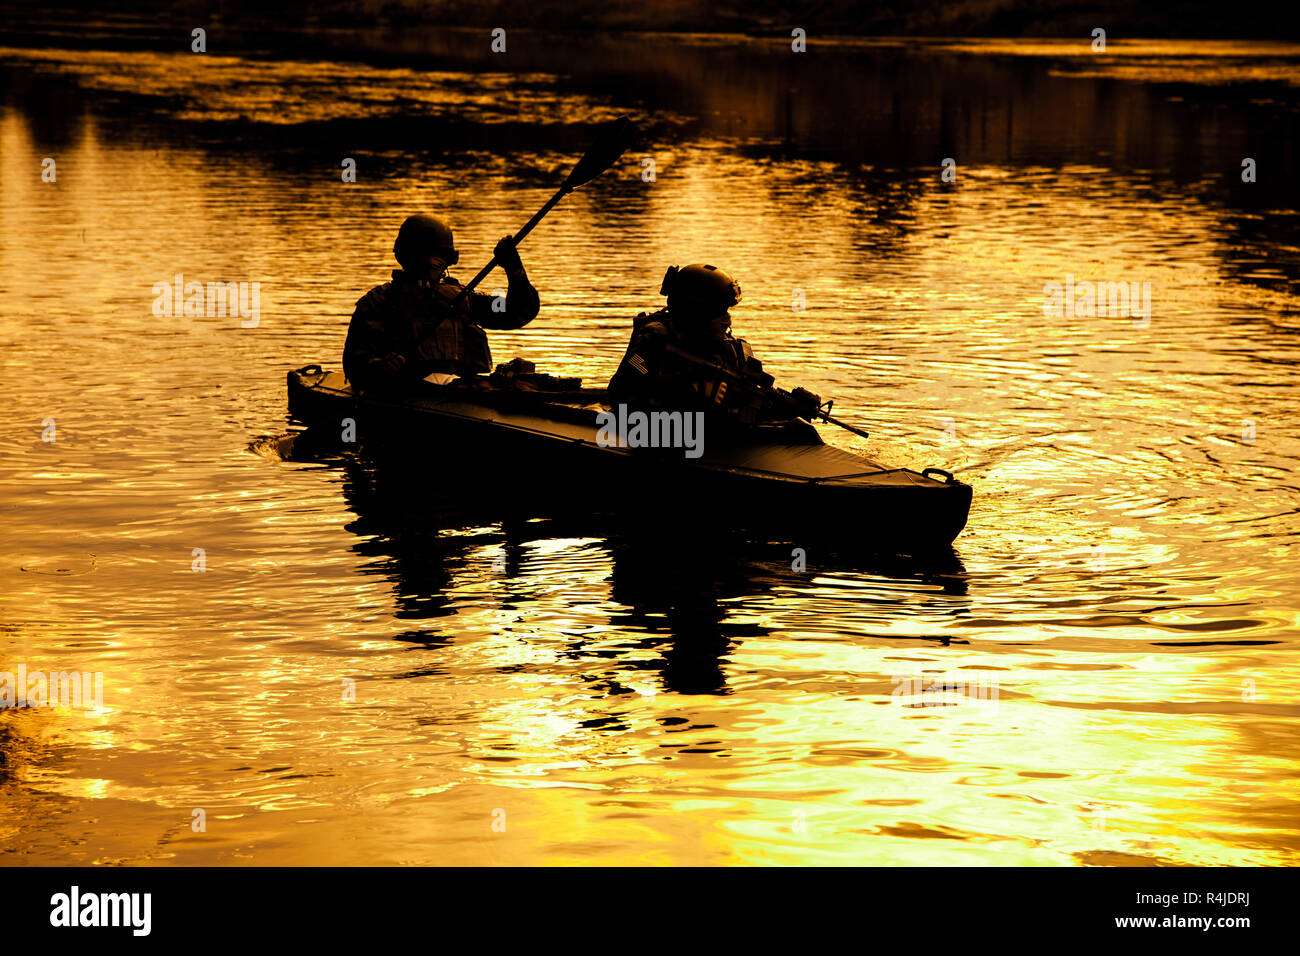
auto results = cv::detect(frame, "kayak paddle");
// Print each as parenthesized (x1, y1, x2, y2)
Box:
(456, 115, 639, 299)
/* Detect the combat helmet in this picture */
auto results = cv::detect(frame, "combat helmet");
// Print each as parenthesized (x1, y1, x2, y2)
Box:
(394, 214, 459, 268)
(660, 263, 741, 317)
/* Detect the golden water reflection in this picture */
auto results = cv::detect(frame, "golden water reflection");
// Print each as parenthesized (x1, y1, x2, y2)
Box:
(1, 37, 1298, 865)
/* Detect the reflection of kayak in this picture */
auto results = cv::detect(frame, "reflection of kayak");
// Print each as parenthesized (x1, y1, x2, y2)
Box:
(286, 365, 973, 550)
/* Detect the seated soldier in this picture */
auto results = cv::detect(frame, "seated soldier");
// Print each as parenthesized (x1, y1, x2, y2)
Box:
(343, 214, 540, 393)
(608, 263, 820, 426)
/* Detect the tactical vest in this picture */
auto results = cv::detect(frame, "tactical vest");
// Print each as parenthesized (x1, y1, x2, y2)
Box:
(618, 309, 770, 422)
(628, 309, 753, 372)
(416, 279, 492, 374)
(689, 340, 767, 422)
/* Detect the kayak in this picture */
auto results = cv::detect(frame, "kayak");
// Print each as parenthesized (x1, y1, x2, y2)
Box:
(286, 365, 973, 550)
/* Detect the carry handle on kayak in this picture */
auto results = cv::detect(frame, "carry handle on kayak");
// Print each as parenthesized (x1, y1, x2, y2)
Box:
(454, 116, 638, 301)
(922, 467, 955, 483)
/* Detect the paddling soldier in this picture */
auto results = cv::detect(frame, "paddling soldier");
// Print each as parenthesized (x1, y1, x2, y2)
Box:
(608, 263, 821, 425)
(343, 214, 540, 392)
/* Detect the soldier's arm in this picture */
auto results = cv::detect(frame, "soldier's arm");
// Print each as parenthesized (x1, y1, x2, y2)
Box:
(472, 236, 540, 330)
(726, 342, 822, 417)
(609, 321, 675, 399)
(343, 292, 406, 387)
(660, 340, 814, 419)
(468, 268, 540, 330)
(661, 340, 760, 389)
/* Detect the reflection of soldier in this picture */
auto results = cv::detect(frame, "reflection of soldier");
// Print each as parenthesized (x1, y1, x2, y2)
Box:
(343, 215, 540, 393)
(608, 263, 821, 425)
(325, 451, 968, 688)
(606, 523, 763, 694)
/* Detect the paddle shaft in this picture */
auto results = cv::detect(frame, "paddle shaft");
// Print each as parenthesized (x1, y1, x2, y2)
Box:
(455, 185, 572, 299)
(447, 116, 636, 304)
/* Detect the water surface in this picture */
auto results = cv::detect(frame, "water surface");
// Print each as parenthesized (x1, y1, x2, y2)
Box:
(1, 34, 1298, 865)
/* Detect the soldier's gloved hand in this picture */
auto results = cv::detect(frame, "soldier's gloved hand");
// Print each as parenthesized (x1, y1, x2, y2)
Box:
(379, 352, 407, 375)
(788, 386, 822, 418)
(494, 235, 524, 274)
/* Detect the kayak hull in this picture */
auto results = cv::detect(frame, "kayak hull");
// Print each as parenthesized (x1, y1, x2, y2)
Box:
(286, 367, 973, 551)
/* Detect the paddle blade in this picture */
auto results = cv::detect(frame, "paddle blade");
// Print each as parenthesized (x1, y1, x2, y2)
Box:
(563, 115, 639, 190)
